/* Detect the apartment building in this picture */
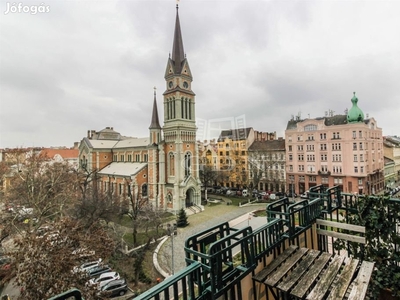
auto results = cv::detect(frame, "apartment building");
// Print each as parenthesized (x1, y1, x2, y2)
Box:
(383, 136, 400, 187)
(285, 93, 384, 195)
(248, 138, 286, 192)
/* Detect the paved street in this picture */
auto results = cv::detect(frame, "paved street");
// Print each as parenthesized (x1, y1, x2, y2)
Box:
(158, 199, 268, 275)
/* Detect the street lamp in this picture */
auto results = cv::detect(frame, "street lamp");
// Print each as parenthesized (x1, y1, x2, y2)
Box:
(167, 223, 177, 275)
(290, 178, 295, 202)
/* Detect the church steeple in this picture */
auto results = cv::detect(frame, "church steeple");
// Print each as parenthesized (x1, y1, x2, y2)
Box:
(149, 87, 161, 145)
(149, 87, 161, 130)
(171, 4, 185, 74)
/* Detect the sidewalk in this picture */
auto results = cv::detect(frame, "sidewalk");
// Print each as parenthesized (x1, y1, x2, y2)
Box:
(157, 200, 267, 275)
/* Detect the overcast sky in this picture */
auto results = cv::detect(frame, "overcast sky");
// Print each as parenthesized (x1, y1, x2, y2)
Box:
(1, 0, 399, 149)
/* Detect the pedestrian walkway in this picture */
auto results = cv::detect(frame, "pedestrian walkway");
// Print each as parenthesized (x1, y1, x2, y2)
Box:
(157, 200, 268, 275)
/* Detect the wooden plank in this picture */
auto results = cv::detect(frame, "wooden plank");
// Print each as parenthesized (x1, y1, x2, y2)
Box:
(316, 219, 366, 233)
(277, 249, 320, 292)
(290, 252, 332, 299)
(347, 261, 375, 300)
(252, 245, 298, 283)
(317, 229, 366, 244)
(326, 257, 359, 300)
(306, 255, 345, 300)
(265, 248, 309, 287)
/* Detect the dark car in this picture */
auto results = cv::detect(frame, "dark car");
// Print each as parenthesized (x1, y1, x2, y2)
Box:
(275, 192, 287, 198)
(287, 192, 298, 198)
(87, 265, 112, 278)
(99, 278, 128, 298)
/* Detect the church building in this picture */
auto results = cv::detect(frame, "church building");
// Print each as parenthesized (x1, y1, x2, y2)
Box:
(78, 5, 202, 213)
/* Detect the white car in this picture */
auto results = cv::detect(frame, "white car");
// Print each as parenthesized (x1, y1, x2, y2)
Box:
(73, 258, 102, 273)
(300, 192, 309, 199)
(89, 271, 120, 289)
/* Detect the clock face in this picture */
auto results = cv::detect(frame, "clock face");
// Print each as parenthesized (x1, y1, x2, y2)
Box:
(183, 81, 188, 88)
(169, 81, 173, 88)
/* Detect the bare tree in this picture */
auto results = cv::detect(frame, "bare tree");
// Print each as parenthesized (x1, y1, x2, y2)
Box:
(3, 150, 77, 232)
(12, 218, 114, 300)
(72, 168, 123, 228)
(199, 165, 220, 199)
(122, 184, 149, 247)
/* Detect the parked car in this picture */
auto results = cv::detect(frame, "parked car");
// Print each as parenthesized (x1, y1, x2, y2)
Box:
(73, 259, 102, 273)
(275, 192, 286, 198)
(98, 278, 128, 298)
(287, 192, 298, 198)
(87, 265, 112, 278)
(88, 271, 120, 289)
(226, 188, 238, 196)
(300, 191, 309, 199)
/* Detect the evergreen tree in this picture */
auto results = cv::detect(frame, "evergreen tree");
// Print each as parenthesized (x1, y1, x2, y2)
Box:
(176, 208, 189, 227)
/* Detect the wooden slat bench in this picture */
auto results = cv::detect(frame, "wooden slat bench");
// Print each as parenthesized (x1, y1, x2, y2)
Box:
(253, 245, 298, 283)
(252, 247, 374, 300)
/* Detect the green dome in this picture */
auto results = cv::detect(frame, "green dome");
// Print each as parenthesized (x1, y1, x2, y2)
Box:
(347, 92, 364, 123)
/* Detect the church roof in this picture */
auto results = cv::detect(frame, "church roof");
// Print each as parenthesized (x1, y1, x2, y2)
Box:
(96, 127, 122, 140)
(98, 162, 147, 177)
(84, 139, 119, 149)
(114, 137, 150, 148)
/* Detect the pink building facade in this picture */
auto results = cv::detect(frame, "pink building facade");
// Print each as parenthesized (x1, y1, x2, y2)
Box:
(285, 94, 384, 195)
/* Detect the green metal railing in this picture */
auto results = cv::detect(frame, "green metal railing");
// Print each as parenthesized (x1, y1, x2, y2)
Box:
(49, 187, 400, 300)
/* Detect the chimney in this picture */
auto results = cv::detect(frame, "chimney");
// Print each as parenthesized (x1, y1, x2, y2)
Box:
(87, 130, 90, 139)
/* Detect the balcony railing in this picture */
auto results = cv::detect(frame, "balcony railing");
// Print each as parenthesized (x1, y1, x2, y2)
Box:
(51, 186, 400, 300)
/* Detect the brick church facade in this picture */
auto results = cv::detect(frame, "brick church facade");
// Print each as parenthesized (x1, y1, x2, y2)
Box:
(78, 5, 202, 213)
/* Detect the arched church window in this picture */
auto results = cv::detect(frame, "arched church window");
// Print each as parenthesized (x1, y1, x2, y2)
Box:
(188, 99, 192, 119)
(142, 184, 148, 197)
(185, 98, 188, 120)
(173, 98, 176, 118)
(181, 97, 184, 119)
(184, 152, 191, 176)
(169, 152, 175, 176)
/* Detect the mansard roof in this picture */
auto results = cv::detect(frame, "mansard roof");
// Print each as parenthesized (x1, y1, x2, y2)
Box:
(286, 115, 348, 130)
(248, 140, 286, 152)
(218, 128, 253, 141)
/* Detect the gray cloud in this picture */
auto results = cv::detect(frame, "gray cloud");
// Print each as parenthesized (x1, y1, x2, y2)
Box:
(1, 0, 399, 148)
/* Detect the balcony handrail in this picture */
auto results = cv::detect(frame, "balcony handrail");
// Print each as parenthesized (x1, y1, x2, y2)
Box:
(133, 261, 205, 300)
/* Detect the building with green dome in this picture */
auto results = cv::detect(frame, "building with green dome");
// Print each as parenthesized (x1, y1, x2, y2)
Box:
(347, 92, 365, 123)
(285, 92, 384, 195)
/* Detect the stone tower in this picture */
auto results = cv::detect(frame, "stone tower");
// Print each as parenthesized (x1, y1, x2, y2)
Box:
(162, 4, 201, 211)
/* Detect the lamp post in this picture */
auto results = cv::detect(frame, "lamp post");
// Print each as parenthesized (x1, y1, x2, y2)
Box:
(290, 178, 295, 202)
(167, 223, 177, 275)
